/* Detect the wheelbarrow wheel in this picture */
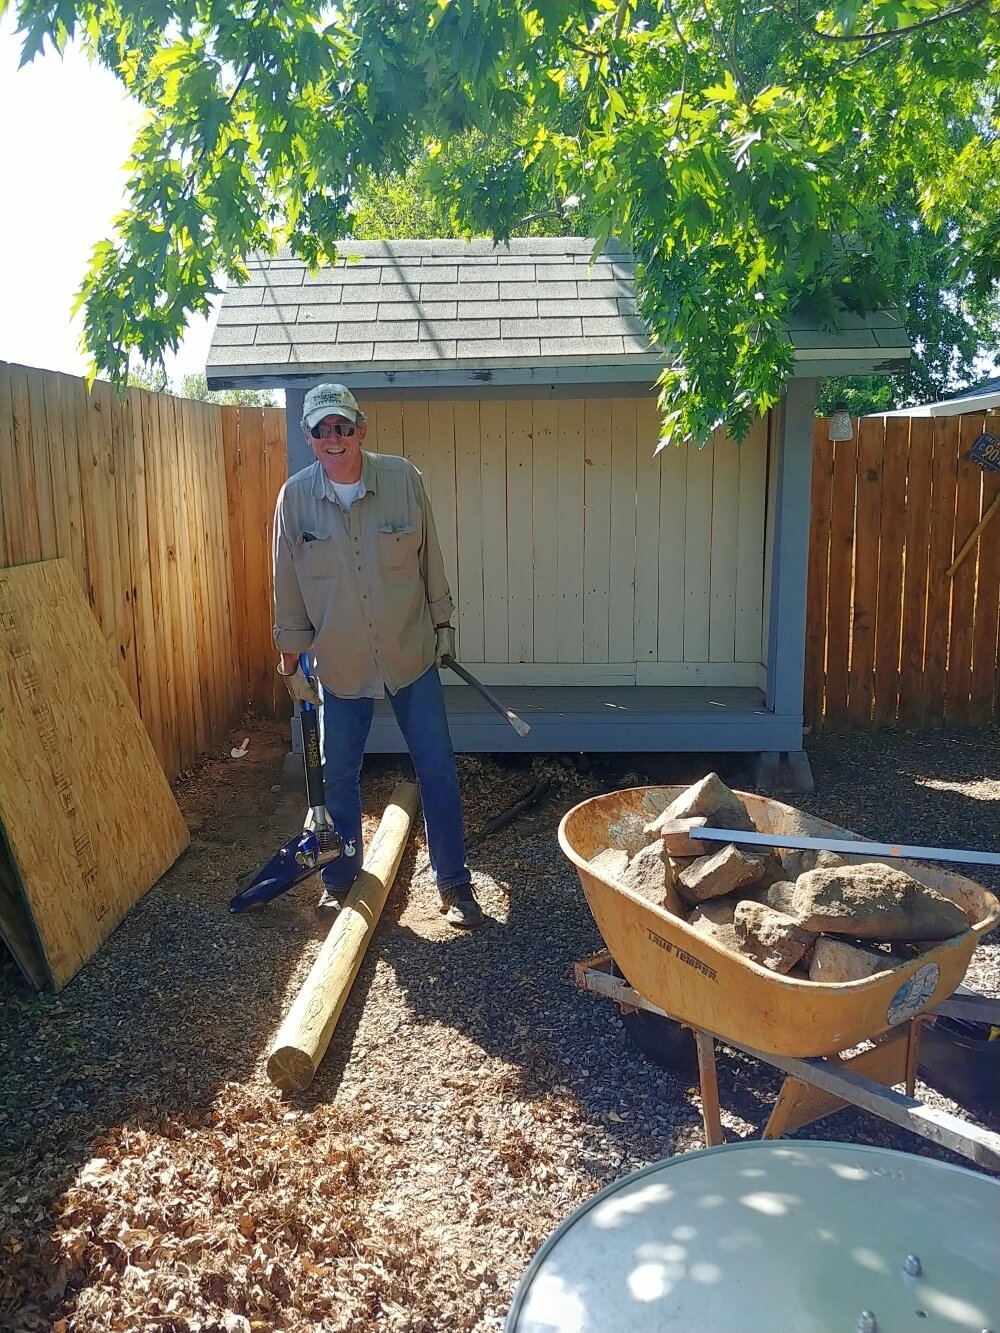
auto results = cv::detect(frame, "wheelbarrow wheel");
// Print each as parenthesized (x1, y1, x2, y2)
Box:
(610, 962, 698, 1077)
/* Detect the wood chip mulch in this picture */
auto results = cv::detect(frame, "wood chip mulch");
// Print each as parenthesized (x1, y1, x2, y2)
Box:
(2, 724, 997, 1332)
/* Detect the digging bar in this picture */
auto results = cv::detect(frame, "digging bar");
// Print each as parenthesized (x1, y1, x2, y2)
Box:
(441, 654, 531, 737)
(697, 827, 1000, 868)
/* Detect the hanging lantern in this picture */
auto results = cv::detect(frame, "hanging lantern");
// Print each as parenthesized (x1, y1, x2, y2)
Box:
(828, 404, 854, 442)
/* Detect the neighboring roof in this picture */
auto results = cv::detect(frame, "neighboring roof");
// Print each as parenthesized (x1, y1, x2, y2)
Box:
(206, 237, 910, 390)
(881, 374, 1000, 418)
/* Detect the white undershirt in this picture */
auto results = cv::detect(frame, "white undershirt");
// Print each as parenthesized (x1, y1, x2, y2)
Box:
(323, 475, 365, 509)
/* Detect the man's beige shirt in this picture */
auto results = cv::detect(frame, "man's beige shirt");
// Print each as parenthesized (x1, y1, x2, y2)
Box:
(272, 452, 454, 699)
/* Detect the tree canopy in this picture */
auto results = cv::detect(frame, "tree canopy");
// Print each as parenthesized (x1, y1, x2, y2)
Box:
(7, 0, 999, 444)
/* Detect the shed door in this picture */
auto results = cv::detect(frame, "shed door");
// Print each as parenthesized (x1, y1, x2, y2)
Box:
(362, 397, 770, 689)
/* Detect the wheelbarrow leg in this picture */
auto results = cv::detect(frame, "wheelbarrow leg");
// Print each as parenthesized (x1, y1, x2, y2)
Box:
(904, 1016, 923, 1098)
(694, 1030, 725, 1147)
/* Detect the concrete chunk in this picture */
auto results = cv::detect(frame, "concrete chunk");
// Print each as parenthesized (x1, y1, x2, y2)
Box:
(644, 816, 710, 858)
(734, 901, 815, 975)
(647, 773, 756, 838)
(677, 843, 772, 904)
(808, 937, 894, 983)
(764, 863, 969, 941)
(687, 901, 744, 954)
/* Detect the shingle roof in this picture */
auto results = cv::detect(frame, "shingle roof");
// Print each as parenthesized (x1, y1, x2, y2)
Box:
(206, 237, 909, 387)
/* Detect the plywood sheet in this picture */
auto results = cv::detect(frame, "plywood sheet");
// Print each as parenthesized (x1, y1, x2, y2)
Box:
(0, 559, 189, 990)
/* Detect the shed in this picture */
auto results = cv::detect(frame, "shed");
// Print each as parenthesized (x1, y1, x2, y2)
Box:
(207, 238, 909, 783)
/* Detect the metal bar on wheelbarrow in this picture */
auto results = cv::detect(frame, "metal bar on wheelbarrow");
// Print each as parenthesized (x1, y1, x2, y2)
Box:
(574, 963, 1000, 1172)
(697, 827, 1000, 868)
(441, 655, 531, 737)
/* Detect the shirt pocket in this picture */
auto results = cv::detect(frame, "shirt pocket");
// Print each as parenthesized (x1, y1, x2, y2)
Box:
(293, 532, 338, 580)
(377, 523, 417, 572)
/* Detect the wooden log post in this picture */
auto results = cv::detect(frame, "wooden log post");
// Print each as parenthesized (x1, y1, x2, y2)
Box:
(267, 780, 420, 1093)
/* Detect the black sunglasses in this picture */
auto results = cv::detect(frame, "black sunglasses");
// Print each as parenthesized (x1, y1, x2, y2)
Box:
(310, 419, 357, 439)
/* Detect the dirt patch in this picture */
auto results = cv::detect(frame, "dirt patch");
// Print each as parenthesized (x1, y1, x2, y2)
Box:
(1, 726, 997, 1331)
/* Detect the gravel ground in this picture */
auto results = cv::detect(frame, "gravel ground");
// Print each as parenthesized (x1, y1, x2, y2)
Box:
(1, 724, 997, 1331)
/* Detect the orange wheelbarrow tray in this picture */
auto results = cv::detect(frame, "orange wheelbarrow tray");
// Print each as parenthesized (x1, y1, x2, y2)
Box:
(559, 786, 998, 1061)
(559, 787, 1000, 1171)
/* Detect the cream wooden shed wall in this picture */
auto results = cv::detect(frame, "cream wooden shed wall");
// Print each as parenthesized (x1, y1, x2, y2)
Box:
(359, 395, 770, 691)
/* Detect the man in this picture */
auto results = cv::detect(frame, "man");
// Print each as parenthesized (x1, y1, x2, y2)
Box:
(272, 382, 483, 929)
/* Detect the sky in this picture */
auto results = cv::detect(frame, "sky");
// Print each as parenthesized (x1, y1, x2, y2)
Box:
(0, 16, 220, 385)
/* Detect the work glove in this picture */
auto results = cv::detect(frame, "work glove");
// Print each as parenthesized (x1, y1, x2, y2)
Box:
(277, 662, 322, 708)
(435, 625, 456, 667)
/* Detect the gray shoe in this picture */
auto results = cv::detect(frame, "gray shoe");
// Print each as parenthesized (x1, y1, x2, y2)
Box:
(439, 887, 484, 929)
(316, 886, 345, 911)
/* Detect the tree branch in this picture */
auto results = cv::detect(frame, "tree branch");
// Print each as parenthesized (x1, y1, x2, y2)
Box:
(787, 0, 987, 44)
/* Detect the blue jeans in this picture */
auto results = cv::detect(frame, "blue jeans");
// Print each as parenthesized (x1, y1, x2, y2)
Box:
(317, 665, 471, 896)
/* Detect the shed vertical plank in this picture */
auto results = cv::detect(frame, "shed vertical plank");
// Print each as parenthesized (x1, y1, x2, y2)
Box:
(9, 367, 43, 563)
(377, 399, 404, 458)
(872, 416, 909, 727)
(221, 406, 250, 717)
(824, 430, 858, 729)
(0, 365, 19, 565)
(127, 389, 164, 761)
(608, 398, 637, 663)
(140, 390, 180, 779)
(480, 399, 509, 663)
(969, 446, 1000, 726)
(709, 431, 740, 662)
(634, 397, 662, 662)
(428, 401, 460, 653)
(557, 399, 585, 662)
(655, 438, 685, 663)
(922, 416, 960, 727)
(401, 400, 431, 486)
(944, 413, 984, 725)
(583, 399, 612, 662)
(453, 400, 484, 662)
(735, 417, 768, 667)
(848, 415, 883, 726)
(506, 400, 534, 663)
(760, 410, 780, 670)
(532, 400, 559, 662)
(897, 418, 933, 728)
(263, 408, 289, 718)
(25, 369, 58, 561)
(363, 400, 380, 452)
(684, 438, 714, 662)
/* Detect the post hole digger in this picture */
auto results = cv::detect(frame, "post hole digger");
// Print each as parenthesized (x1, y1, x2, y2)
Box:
(230, 654, 349, 911)
(229, 653, 530, 912)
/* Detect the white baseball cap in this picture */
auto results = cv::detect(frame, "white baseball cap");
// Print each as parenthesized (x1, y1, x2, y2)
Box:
(302, 383, 361, 430)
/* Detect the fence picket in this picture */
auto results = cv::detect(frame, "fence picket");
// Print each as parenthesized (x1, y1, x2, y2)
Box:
(848, 416, 883, 725)
(944, 414, 986, 725)
(872, 417, 908, 727)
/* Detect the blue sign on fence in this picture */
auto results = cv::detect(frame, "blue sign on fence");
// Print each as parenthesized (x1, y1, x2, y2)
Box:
(969, 432, 1000, 473)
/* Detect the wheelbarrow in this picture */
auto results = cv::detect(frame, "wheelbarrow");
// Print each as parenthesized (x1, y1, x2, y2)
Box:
(559, 787, 1000, 1171)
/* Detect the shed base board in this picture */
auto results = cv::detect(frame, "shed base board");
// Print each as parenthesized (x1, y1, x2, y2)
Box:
(365, 685, 802, 754)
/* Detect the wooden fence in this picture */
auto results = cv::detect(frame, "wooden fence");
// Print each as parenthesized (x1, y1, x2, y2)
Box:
(805, 410, 1000, 731)
(2, 359, 997, 771)
(0, 361, 286, 780)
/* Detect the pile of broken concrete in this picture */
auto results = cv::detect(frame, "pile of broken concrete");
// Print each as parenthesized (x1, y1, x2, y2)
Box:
(589, 774, 971, 983)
